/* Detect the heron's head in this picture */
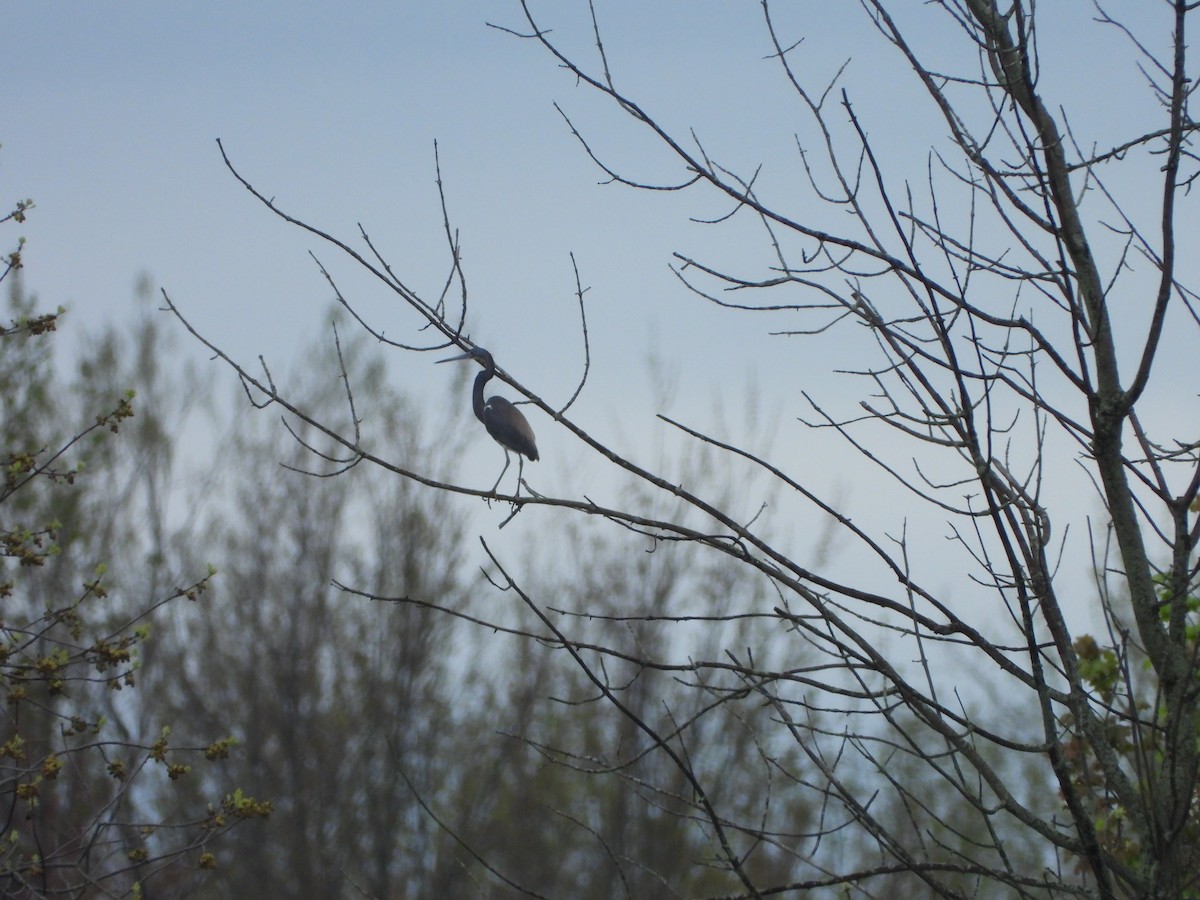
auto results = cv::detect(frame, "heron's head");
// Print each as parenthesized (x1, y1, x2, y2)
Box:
(436, 346, 495, 369)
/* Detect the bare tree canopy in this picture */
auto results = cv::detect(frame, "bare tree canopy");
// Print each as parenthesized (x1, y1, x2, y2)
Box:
(168, 2, 1200, 897)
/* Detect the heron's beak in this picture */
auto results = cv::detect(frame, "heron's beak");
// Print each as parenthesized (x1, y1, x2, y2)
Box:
(436, 350, 474, 364)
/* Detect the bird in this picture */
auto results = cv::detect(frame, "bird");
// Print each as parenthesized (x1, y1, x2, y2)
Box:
(437, 346, 538, 495)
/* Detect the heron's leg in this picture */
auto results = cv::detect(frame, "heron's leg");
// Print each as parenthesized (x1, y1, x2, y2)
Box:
(489, 449, 511, 495)
(515, 455, 525, 497)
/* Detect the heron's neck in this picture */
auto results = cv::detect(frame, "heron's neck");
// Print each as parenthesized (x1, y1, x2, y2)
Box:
(472, 369, 492, 422)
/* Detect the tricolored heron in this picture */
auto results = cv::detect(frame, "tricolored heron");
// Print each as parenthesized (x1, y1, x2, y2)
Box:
(437, 346, 538, 494)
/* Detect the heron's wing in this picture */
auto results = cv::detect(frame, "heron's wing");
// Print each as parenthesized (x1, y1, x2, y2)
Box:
(482, 397, 539, 461)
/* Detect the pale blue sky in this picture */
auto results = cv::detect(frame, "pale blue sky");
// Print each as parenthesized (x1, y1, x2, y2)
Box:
(10, 2, 1159, 372)
(9, 2, 875, 478)
(7, 2, 1192, 620)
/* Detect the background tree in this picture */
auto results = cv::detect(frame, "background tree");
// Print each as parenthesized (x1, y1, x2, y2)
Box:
(169, 1, 1200, 897)
(0, 199, 268, 897)
(136, 321, 481, 898)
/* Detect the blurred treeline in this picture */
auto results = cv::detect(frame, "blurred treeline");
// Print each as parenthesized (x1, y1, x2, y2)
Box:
(1, 274, 804, 899)
(3, 274, 1054, 899)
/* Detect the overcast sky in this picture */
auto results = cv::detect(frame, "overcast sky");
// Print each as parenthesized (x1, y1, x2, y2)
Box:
(9, 2, 880, 490)
(8, 3, 1190, 623)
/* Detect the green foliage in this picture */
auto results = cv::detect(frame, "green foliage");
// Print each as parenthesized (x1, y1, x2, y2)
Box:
(1067, 573, 1200, 893)
(0, 205, 255, 897)
(0, 197, 33, 286)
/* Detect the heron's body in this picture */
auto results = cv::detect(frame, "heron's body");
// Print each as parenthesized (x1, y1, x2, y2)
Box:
(438, 346, 537, 494)
(475, 389, 539, 463)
